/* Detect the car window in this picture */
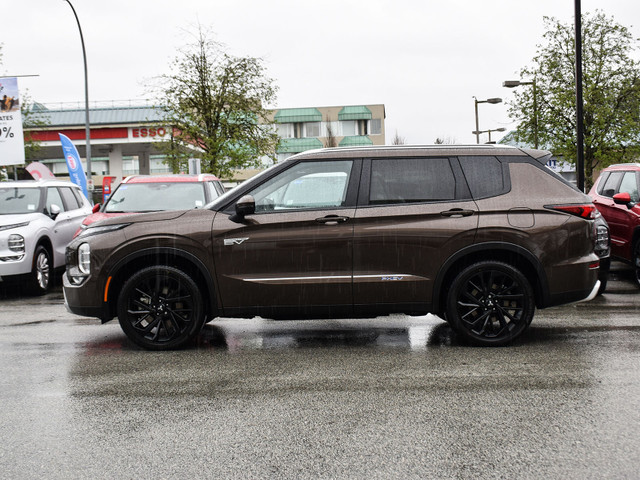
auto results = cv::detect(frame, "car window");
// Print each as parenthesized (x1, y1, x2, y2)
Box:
(619, 172, 639, 202)
(599, 171, 623, 198)
(0, 187, 42, 214)
(369, 158, 455, 204)
(46, 187, 66, 213)
(595, 172, 611, 195)
(70, 187, 87, 207)
(59, 187, 81, 210)
(250, 160, 353, 212)
(104, 182, 207, 213)
(212, 181, 225, 196)
(459, 156, 505, 199)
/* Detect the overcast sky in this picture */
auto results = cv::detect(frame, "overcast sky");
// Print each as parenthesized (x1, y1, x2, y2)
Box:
(3, 0, 640, 145)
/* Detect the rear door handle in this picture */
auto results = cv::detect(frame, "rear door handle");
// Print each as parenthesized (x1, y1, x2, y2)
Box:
(440, 209, 475, 218)
(316, 215, 349, 225)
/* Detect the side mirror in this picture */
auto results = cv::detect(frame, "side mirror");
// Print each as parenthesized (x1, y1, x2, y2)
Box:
(92, 203, 101, 214)
(613, 192, 633, 208)
(235, 195, 256, 217)
(50, 204, 61, 219)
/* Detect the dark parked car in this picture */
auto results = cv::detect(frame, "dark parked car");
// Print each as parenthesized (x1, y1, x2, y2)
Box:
(64, 146, 601, 349)
(589, 163, 640, 287)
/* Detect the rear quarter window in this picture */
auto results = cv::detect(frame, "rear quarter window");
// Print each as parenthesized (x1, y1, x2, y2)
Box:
(458, 156, 508, 199)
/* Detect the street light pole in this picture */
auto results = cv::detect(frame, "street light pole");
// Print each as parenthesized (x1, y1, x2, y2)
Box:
(473, 97, 503, 144)
(63, 0, 92, 193)
(575, 0, 585, 192)
(503, 79, 538, 149)
(471, 127, 507, 144)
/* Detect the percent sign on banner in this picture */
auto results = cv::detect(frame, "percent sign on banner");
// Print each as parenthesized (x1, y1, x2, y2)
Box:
(0, 77, 26, 166)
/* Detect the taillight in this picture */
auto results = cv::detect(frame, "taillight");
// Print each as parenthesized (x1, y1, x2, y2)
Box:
(545, 204, 597, 219)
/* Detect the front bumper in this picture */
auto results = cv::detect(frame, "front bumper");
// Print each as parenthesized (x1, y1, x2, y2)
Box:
(63, 270, 113, 321)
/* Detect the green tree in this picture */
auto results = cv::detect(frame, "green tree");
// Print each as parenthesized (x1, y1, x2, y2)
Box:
(154, 28, 279, 178)
(22, 97, 50, 160)
(508, 11, 640, 188)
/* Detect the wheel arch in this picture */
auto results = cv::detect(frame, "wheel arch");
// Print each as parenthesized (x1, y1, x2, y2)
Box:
(432, 242, 549, 315)
(33, 236, 53, 266)
(103, 247, 218, 320)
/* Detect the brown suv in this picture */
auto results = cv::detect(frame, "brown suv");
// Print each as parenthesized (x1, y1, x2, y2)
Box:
(63, 146, 601, 349)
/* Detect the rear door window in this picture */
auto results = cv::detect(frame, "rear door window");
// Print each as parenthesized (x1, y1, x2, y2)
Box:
(369, 157, 455, 204)
(59, 187, 81, 210)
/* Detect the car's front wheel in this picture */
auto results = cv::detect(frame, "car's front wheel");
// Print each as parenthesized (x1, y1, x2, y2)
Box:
(633, 241, 640, 288)
(28, 245, 52, 295)
(446, 261, 535, 346)
(117, 265, 206, 350)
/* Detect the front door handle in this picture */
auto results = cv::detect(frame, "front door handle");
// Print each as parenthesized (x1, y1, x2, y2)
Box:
(440, 209, 475, 218)
(316, 215, 349, 225)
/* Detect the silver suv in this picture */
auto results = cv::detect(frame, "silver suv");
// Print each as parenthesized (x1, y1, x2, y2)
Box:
(0, 180, 92, 294)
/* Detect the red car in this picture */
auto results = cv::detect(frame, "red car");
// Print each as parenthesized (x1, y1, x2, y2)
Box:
(75, 174, 225, 237)
(589, 163, 640, 287)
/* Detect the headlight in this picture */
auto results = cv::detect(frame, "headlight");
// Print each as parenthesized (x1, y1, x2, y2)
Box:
(78, 243, 91, 274)
(67, 243, 92, 285)
(77, 222, 130, 238)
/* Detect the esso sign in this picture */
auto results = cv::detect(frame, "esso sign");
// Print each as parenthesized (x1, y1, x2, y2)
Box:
(131, 127, 167, 139)
(67, 154, 77, 170)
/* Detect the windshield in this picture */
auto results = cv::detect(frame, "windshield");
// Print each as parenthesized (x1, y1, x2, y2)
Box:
(0, 187, 42, 215)
(104, 182, 207, 213)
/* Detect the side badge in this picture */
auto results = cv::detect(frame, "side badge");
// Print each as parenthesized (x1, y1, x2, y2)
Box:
(224, 237, 249, 246)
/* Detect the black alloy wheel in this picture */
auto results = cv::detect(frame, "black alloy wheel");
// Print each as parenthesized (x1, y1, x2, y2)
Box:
(446, 261, 535, 346)
(29, 245, 51, 295)
(117, 266, 205, 350)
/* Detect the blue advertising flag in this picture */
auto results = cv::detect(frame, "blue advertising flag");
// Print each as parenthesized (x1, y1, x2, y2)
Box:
(59, 133, 89, 200)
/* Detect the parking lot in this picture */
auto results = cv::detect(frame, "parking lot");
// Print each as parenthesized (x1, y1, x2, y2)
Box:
(0, 263, 639, 479)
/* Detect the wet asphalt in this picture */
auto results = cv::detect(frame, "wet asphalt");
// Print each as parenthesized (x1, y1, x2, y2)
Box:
(0, 264, 639, 479)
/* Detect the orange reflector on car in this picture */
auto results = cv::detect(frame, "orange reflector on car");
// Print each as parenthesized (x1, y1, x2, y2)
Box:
(104, 276, 112, 303)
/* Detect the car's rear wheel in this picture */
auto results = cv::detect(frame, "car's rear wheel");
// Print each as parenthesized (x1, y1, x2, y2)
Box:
(633, 241, 640, 288)
(28, 245, 52, 295)
(117, 265, 205, 350)
(446, 261, 535, 346)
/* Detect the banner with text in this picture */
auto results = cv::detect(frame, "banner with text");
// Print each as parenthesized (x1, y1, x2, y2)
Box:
(59, 133, 89, 200)
(0, 77, 25, 166)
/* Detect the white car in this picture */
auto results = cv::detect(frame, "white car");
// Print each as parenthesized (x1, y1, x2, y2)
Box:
(0, 179, 92, 294)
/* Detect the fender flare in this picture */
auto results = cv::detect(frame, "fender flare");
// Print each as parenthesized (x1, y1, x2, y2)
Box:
(105, 247, 218, 316)
(432, 242, 549, 312)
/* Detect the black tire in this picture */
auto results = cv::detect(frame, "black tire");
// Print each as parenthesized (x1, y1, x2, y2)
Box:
(634, 242, 640, 289)
(446, 261, 535, 346)
(117, 265, 205, 350)
(28, 245, 52, 295)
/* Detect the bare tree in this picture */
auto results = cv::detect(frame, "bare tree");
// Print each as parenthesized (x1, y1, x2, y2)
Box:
(324, 115, 337, 148)
(392, 130, 406, 145)
(434, 136, 457, 144)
